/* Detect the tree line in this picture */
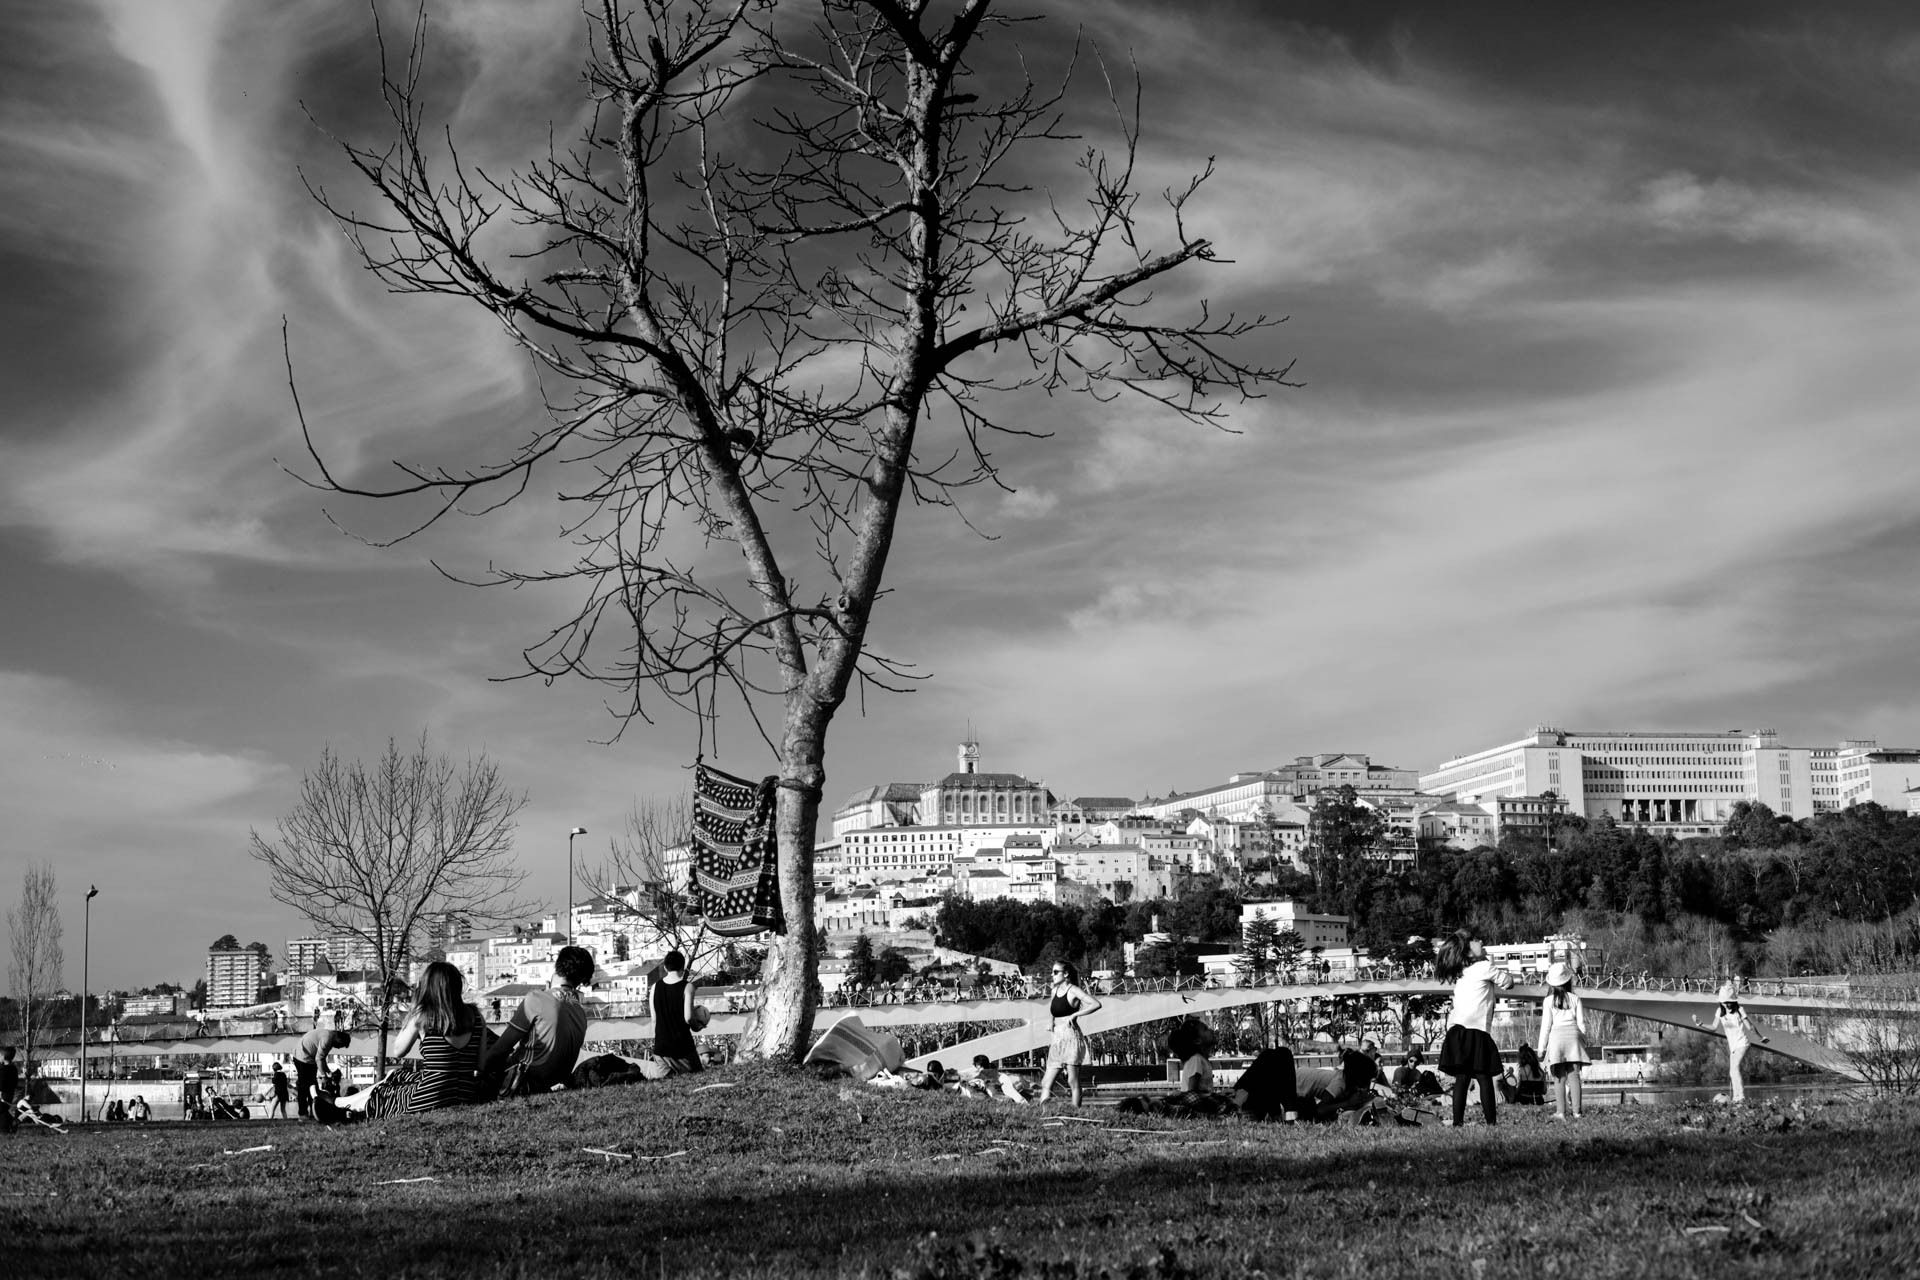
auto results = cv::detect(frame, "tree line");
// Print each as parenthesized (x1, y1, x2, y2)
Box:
(933, 794, 1920, 981)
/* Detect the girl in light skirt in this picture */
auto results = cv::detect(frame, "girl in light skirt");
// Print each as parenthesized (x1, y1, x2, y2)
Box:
(1536, 961, 1589, 1119)
(1037, 960, 1102, 1106)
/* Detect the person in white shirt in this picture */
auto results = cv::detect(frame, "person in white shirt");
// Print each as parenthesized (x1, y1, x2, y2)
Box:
(1435, 928, 1512, 1127)
(1535, 961, 1590, 1119)
(1693, 981, 1770, 1103)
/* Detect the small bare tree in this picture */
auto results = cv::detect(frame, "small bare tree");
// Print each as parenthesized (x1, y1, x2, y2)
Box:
(249, 733, 533, 1071)
(584, 793, 719, 973)
(296, 0, 1290, 1059)
(6, 862, 64, 1080)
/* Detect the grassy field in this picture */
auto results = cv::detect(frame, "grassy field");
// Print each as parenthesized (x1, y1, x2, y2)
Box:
(4, 1066, 1917, 1279)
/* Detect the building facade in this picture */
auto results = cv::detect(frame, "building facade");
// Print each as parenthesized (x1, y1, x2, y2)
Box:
(204, 946, 267, 1009)
(1417, 726, 1909, 834)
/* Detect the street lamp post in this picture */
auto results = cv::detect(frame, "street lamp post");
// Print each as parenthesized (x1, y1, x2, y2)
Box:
(567, 827, 587, 943)
(81, 884, 98, 1123)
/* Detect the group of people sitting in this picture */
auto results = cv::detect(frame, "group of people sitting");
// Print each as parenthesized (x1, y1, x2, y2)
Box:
(100, 1097, 154, 1123)
(312, 944, 708, 1124)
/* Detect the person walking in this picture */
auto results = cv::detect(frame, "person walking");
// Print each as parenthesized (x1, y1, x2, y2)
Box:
(1037, 960, 1102, 1106)
(1694, 982, 1770, 1103)
(1, 1046, 18, 1135)
(1436, 928, 1512, 1127)
(1536, 961, 1589, 1119)
(267, 1063, 292, 1119)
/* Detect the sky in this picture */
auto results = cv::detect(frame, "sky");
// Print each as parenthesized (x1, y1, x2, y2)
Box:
(7, 0, 1920, 990)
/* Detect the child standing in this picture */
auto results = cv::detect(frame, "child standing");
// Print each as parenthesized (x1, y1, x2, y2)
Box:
(1535, 961, 1589, 1119)
(1435, 929, 1513, 1126)
(1694, 982, 1770, 1103)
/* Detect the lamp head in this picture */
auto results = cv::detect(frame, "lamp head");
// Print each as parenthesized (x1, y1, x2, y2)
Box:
(570, 827, 588, 836)
(86, 885, 99, 900)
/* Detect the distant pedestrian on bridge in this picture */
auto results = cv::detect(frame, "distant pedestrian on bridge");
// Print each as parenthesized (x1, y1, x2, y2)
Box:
(1436, 929, 1512, 1127)
(1695, 982, 1770, 1103)
(1037, 960, 1102, 1107)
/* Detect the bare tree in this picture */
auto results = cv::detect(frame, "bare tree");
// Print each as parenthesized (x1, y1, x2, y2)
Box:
(584, 793, 720, 973)
(296, 0, 1291, 1059)
(248, 733, 533, 1070)
(6, 862, 64, 1080)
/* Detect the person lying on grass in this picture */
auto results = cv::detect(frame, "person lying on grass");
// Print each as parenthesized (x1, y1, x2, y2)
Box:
(959, 1054, 1029, 1103)
(484, 945, 595, 1097)
(317, 961, 492, 1123)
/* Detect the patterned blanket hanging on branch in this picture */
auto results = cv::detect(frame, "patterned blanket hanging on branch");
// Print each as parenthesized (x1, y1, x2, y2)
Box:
(690, 758, 785, 937)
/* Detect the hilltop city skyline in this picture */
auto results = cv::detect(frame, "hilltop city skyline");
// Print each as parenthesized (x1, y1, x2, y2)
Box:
(10, 1, 1920, 989)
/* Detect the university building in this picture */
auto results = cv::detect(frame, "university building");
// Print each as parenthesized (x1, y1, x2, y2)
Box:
(1422, 726, 1920, 835)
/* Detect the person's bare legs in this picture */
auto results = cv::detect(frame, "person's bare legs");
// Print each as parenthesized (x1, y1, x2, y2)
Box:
(1728, 1044, 1747, 1103)
(1066, 1064, 1082, 1106)
(1569, 1068, 1583, 1117)
(1553, 1069, 1568, 1118)
(1038, 1064, 1061, 1103)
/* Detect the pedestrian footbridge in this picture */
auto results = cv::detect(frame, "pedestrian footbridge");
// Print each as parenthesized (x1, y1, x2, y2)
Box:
(76, 976, 1914, 1081)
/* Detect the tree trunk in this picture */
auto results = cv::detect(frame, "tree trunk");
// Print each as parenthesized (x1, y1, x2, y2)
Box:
(740, 708, 828, 1061)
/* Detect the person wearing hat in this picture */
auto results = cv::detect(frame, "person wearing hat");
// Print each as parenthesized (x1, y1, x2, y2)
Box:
(1693, 981, 1770, 1103)
(1535, 961, 1589, 1119)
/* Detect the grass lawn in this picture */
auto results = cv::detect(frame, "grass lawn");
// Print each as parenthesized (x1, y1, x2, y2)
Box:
(4, 1066, 1917, 1279)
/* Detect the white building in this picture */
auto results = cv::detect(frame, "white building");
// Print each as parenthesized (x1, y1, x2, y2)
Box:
(1419, 725, 1920, 834)
(1135, 754, 1419, 823)
(1239, 900, 1350, 950)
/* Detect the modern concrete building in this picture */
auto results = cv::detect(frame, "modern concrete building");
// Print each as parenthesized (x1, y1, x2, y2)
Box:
(204, 945, 267, 1009)
(1423, 726, 1920, 835)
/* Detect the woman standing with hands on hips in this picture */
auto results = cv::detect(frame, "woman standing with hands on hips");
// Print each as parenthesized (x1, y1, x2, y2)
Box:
(1435, 929, 1513, 1127)
(1694, 982, 1769, 1103)
(1037, 960, 1102, 1106)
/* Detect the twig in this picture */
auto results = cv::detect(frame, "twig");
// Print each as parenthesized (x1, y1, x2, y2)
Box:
(222, 1145, 275, 1155)
(635, 1150, 688, 1161)
(691, 1082, 738, 1093)
(374, 1176, 439, 1185)
(584, 1147, 635, 1161)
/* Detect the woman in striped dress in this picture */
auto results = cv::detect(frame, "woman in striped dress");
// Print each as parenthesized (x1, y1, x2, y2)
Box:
(324, 962, 487, 1121)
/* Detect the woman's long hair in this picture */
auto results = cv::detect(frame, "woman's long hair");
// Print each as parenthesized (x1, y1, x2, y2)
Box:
(411, 960, 472, 1036)
(1551, 981, 1574, 1009)
(1433, 929, 1475, 983)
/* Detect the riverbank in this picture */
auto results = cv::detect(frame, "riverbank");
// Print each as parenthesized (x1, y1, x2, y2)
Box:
(4, 1061, 1916, 1278)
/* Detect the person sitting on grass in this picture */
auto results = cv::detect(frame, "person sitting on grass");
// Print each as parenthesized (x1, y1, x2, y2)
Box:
(317, 961, 491, 1123)
(485, 945, 594, 1097)
(1119, 1018, 1231, 1117)
(128, 1096, 151, 1123)
(1513, 1044, 1549, 1106)
(649, 950, 704, 1075)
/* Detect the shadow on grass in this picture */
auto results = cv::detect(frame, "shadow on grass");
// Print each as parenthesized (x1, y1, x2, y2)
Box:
(4, 1074, 1918, 1279)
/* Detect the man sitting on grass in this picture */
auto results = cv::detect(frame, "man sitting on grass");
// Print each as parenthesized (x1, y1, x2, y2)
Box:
(485, 945, 594, 1097)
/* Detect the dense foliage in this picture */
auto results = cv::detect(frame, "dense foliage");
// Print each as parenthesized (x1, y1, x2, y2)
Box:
(935, 800, 1920, 978)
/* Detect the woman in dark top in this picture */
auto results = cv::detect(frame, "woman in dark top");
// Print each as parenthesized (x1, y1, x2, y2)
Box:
(650, 950, 703, 1073)
(1037, 960, 1102, 1105)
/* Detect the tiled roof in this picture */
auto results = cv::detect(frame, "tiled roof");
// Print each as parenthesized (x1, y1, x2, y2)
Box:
(1067, 796, 1135, 809)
